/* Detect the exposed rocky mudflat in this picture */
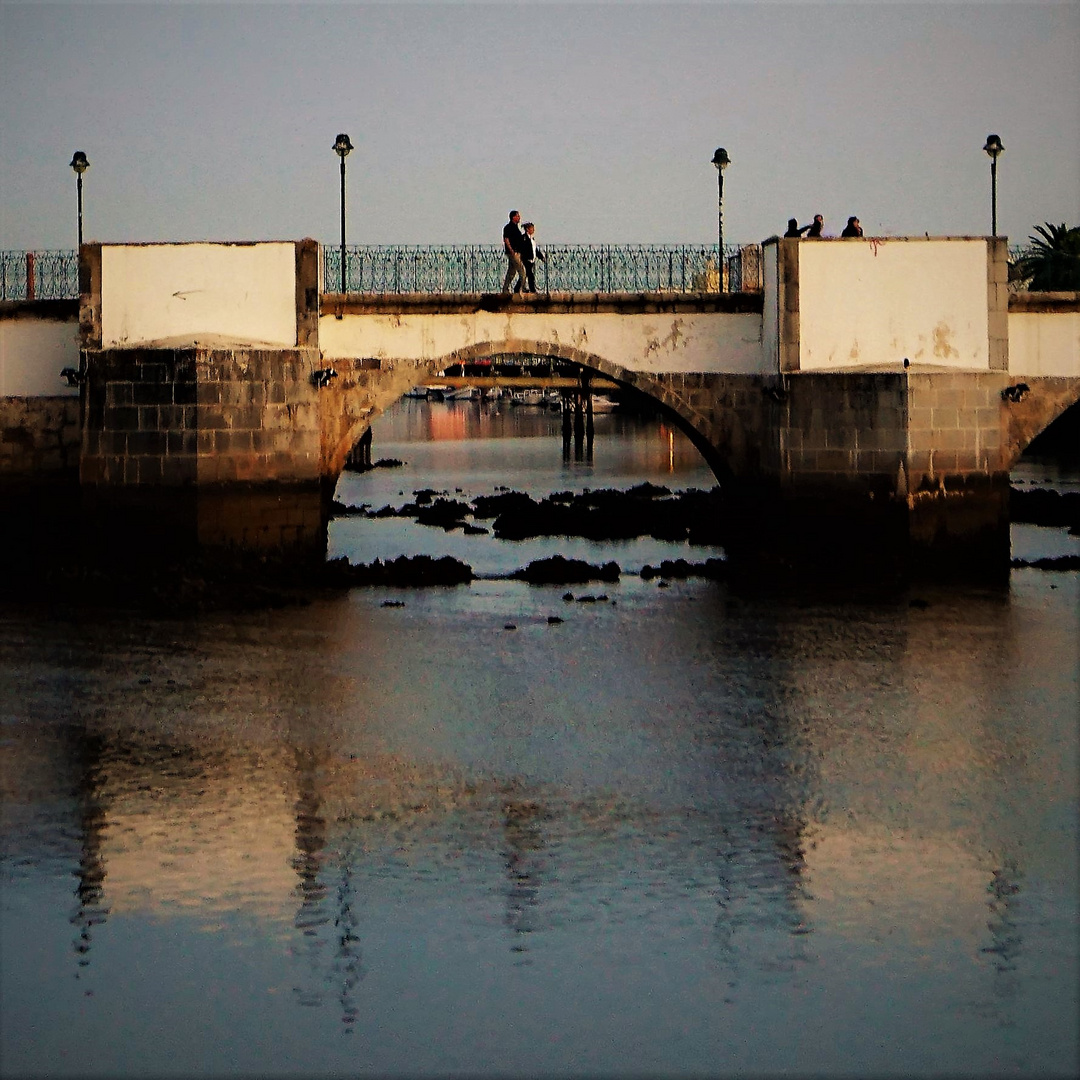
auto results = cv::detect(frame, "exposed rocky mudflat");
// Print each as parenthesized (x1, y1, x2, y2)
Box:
(5, 481, 1076, 614)
(333, 482, 728, 545)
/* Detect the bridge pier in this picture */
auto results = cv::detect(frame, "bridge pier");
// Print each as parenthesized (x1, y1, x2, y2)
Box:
(75, 344, 330, 565)
(651, 368, 1026, 580)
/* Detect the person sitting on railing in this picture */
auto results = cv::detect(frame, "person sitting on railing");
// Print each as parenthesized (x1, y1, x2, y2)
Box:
(841, 216, 863, 237)
(784, 218, 808, 238)
(502, 210, 528, 294)
(521, 223, 546, 293)
(804, 214, 825, 238)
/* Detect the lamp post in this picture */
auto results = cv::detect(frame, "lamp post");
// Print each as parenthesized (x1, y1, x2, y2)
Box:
(332, 133, 354, 293)
(711, 147, 730, 291)
(982, 134, 1004, 237)
(69, 151, 89, 249)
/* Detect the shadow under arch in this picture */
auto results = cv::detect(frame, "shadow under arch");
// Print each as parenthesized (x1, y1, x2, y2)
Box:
(328, 338, 751, 487)
(1010, 385, 1080, 467)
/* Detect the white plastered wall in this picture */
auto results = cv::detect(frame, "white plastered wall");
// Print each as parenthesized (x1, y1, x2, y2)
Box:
(761, 243, 780, 374)
(319, 310, 767, 375)
(1007, 312, 1080, 377)
(100, 243, 297, 349)
(0, 316, 80, 396)
(797, 238, 990, 370)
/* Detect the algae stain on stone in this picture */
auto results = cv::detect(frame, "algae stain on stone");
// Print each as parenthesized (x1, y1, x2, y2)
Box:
(933, 322, 959, 360)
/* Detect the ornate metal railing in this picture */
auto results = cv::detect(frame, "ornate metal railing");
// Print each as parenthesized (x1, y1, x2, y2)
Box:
(323, 243, 762, 295)
(0, 242, 1036, 301)
(0, 243, 762, 300)
(0, 250, 79, 300)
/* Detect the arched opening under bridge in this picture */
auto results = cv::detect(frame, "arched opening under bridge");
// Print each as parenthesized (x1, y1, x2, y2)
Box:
(327, 340, 756, 490)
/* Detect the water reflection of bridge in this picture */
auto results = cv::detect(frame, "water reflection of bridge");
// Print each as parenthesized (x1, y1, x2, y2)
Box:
(0, 589, 1042, 1036)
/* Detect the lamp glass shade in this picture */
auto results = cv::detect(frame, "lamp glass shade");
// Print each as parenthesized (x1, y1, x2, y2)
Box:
(711, 147, 730, 170)
(69, 151, 89, 174)
(983, 134, 1004, 159)
(333, 133, 354, 158)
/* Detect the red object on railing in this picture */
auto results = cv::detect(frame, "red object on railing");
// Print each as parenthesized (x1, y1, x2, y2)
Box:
(25, 252, 35, 300)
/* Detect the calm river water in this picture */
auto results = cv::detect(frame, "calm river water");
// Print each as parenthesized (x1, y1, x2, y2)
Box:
(2, 398, 1078, 1079)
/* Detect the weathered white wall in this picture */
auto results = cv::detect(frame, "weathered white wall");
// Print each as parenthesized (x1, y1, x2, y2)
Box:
(797, 238, 990, 370)
(1008, 312, 1080, 377)
(100, 243, 297, 349)
(0, 313, 79, 396)
(761, 243, 780, 374)
(319, 310, 766, 375)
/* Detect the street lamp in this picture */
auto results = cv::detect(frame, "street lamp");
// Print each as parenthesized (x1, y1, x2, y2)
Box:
(69, 151, 89, 249)
(332, 133, 354, 293)
(711, 147, 730, 291)
(982, 134, 1004, 237)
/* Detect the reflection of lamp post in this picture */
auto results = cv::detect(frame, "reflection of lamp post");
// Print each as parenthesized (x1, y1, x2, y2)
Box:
(332, 133, 354, 293)
(711, 147, 730, 291)
(69, 151, 89, 249)
(982, 134, 1004, 237)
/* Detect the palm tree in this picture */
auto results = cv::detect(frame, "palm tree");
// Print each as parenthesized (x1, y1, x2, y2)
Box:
(1012, 222, 1080, 291)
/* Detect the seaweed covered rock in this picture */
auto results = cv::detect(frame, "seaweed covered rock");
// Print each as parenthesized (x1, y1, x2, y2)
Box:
(640, 558, 728, 581)
(512, 556, 621, 585)
(1010, 488, 1080, 534)
(414, 498, 472, 530)
(472, 491, 539, 519)
(489, 486, 726, 544)
(326, 555, 474, 587)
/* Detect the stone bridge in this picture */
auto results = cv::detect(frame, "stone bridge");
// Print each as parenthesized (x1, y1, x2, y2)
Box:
(2, 236, 1078, 576)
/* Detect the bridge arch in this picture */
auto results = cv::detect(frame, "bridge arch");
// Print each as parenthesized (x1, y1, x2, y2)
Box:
(326, 338, 753, 485)
(1002, 379, 1080, 469)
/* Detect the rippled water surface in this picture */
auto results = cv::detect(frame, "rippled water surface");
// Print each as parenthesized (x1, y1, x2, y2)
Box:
(2, 400, 1078, 1078)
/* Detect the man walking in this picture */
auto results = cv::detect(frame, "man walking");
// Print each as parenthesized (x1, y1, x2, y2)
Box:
(502, 210, 527, 294)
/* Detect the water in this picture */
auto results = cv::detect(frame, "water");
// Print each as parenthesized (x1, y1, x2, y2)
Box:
(2, 398, 1078, 1079)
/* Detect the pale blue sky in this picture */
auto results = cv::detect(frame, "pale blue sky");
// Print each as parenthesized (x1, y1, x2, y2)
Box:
(1, 2, 1077, 249)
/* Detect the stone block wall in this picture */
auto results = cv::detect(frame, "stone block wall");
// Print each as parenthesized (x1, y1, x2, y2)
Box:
(777, 373, 908, 495)
(79, 344, 326, 553)
(904, 371, 1008, 488)
(1, 395, 81, 479)
(81, 346, 322, 488)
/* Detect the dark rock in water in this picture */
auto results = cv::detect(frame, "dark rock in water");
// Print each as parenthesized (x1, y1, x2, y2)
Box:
(329, 500, 368, 517)
(626, 482, 672, 498)
(640, 558, 728, 581)
(1010, 488, 1080, 533)
(488, 486, 726, 544)
(327, 554, 474, 587)
(472, 491, 538, 520)
(381, 600, 405, 607)
(1010, 554, 1080, 571)
(547, 616, 564, 624)
(415, 498, 472, 530)
(513, 556, 620, 585)
(343, 457, 404, 473)
(463, 524, 489, 536)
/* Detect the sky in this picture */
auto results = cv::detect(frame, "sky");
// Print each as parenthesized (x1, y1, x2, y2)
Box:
(1, 2, 1078, 251)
